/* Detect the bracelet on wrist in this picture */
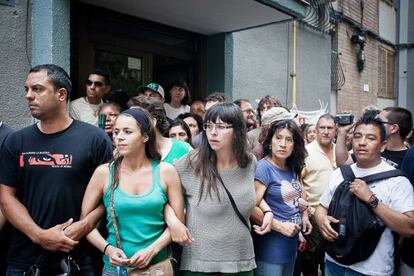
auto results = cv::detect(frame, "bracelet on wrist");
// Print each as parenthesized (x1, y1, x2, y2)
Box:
(263, 210, 273, 214)
(103, 243, 111, 255)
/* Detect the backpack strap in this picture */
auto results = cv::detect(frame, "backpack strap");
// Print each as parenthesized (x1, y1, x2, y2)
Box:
(339, 165, 356, 183)
(360, 169, 407, 184)
(337, 165, 356, 238)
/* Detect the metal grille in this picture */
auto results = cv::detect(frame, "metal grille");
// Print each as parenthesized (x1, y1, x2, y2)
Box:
(331, 51, 345, 91)
(301, 0, 335, 33)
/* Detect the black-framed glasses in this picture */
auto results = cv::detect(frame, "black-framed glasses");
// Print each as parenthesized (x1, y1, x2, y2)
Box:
(86, 79, 105, 87)
(376, 119, 394, 125)
(203, 123, 233, 132)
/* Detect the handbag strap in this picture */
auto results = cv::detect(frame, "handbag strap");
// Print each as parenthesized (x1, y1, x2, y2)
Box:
(109, 163, 122, 249)
(216, 173, 250, 231)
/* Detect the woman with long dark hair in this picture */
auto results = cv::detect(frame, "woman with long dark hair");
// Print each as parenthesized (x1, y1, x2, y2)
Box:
(252, 120, 312, 276)
(164, 80, 191, 120)
(80, 108, 184, 275)
(172, 103, 259, 275)
(167, 119, 192, 144)
(177, 112, 203, 141)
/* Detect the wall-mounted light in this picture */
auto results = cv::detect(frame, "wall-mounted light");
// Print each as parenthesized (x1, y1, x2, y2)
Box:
(351, 33, 366, 73)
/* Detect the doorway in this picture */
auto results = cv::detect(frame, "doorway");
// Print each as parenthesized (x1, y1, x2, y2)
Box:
(71, 1, 206, 106)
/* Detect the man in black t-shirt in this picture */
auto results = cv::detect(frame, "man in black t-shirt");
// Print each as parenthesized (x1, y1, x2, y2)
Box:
(0, 65, 112, 275)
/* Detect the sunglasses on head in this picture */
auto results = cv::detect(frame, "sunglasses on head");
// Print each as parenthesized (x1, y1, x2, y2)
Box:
(86, 79, 105, 87)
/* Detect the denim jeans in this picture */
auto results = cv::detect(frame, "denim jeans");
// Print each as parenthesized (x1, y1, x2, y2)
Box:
(325, 260, 367, 276)
(255, 260, 295, 276)
(102, 267, 128, 276)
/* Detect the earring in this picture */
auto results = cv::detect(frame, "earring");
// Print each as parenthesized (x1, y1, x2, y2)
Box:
(269, 145, 272, 150)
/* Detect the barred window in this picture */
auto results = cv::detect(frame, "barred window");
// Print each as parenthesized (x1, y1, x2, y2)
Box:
(378, 46, 395, 99)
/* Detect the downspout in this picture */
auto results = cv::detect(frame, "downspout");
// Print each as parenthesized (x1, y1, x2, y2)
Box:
(291, 20, 297, 108)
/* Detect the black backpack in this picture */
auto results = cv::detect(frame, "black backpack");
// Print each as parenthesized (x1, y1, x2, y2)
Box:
(326, 165, 406, 265)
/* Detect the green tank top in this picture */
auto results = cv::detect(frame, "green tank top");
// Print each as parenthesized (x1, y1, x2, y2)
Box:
(103, 160, 168, 270)
(163, 139, 190, 164)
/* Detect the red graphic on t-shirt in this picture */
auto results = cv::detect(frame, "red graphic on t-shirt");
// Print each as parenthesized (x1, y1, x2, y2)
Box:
(19, 153, 73, 168)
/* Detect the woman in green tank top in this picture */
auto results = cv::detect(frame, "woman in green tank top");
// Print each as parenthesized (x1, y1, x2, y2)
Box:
(80, 108, 184, 275)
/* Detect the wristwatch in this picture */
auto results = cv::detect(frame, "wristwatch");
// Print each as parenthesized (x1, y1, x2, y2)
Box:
(368, 193, 379, 209)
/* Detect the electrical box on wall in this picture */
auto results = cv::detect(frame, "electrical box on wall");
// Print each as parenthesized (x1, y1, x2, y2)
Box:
(0, 0, 15, 6)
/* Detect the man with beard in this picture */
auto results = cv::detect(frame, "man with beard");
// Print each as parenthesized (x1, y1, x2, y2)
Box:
(234, 99, 257, 131)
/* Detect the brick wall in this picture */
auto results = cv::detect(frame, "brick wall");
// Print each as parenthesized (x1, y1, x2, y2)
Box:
(335, 0, 388, 116)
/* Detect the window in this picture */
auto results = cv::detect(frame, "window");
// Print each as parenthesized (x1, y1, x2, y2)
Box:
(378, 46, 395, 99)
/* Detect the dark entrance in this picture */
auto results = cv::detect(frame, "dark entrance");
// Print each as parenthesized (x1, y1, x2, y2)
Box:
(71, 1, 207, 105)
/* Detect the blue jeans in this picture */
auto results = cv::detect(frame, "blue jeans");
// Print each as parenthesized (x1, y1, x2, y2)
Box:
(102, 267, 128, 276)
(325, 260, 367, 276)
(255, 260, 295, 276)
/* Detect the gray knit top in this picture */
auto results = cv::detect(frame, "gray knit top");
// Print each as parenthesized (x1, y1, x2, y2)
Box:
(174, 153, 257, 273)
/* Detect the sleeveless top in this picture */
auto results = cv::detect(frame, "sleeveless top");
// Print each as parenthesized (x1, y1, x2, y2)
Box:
(103, 160, 168, 270)
(163, 139, 190, 164)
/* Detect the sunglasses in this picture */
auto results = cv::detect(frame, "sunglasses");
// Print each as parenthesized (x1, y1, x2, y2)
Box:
(86, 79, 105, 87)
(375, 119, 394, 125)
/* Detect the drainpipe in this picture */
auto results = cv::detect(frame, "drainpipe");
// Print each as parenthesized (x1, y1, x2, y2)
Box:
(291, 20, 297, 108)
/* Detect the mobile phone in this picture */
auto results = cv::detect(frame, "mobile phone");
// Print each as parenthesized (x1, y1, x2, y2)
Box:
(98, 114, 107, 129)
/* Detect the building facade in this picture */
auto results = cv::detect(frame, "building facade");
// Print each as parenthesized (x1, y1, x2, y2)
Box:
(1, 0, 411, 130)
(331, 0, 413, 116)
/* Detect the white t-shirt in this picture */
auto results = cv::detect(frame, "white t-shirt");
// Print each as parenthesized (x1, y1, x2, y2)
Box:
(69, 97, 101, 126)
(164, 103, 190, 120)
(320, 161, 414, 276)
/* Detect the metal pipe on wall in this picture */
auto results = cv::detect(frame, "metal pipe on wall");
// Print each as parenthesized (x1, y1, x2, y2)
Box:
(291, 20, 297, 107)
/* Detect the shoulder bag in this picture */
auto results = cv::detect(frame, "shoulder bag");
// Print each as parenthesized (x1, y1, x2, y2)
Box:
(216, 173, 250, 231)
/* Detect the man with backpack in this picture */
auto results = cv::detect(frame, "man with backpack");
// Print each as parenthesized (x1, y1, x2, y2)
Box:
(315, 116, 414, 275)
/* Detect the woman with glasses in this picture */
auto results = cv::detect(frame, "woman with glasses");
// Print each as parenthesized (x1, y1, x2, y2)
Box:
(251, 120, 312, 276)
(80, 108, 184, 275)
(168, 103, 260, 276)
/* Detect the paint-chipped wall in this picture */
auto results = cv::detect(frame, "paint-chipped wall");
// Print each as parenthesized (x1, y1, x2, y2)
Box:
(0, 1, 32, 129)
(0, 0, 70, 130)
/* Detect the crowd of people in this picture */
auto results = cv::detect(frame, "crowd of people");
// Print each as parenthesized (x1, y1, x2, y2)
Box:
(0, 64, 414, 276)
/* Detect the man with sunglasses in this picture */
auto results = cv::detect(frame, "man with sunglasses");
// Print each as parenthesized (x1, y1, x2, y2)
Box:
(70, 68, 111, 126)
